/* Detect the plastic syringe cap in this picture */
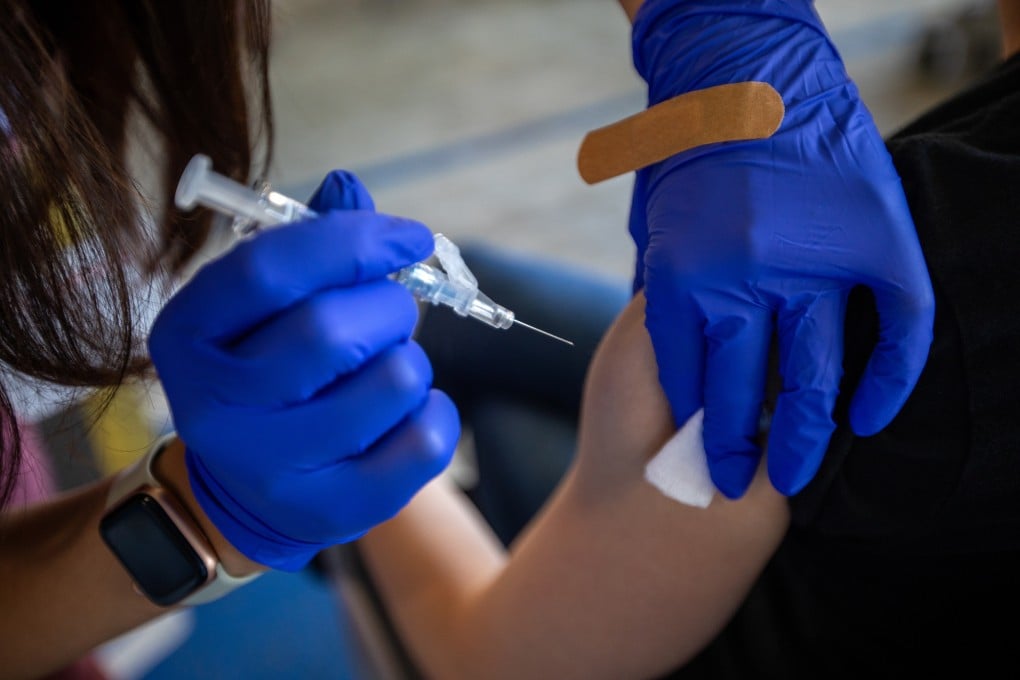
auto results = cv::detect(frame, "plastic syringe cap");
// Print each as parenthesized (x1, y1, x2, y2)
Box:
(175, 154, 212, 211)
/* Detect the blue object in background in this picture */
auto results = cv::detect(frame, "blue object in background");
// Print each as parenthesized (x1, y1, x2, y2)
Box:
(146, 568, 363, 679)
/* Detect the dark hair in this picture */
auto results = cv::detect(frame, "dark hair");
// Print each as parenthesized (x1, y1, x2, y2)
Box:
(0, 0, 273, 507)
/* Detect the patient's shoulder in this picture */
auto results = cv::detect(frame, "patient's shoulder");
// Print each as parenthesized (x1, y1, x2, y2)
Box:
(576, 294, 674, 486)
(572, 293, 783, 515)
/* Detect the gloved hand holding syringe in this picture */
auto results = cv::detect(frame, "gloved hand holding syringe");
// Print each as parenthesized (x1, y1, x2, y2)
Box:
(175, 154, 573, 346)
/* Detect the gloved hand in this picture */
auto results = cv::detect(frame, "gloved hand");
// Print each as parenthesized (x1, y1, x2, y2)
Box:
(149, 171, 460, 571)
(629, 0, 935, 498)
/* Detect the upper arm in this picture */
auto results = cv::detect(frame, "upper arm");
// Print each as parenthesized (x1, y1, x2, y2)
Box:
(460, 294, 790, 679)
(618, 0, 645, 22)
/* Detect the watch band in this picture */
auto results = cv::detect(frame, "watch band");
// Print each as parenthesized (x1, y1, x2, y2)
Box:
(106, 433, 261, 606)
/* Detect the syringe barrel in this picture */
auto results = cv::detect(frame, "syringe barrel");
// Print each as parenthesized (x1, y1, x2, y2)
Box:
(175, 154, 316, 233)
(466, 295, 514, 330)
(396, 263, 514, 330)
(246, 189, 318, 229)
(397, 263, 473, 315)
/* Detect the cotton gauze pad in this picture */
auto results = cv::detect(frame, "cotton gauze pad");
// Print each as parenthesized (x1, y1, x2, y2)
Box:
(644, 408, 715, 508)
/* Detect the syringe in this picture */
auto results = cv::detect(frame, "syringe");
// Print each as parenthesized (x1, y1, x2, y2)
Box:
(175, 154, 573, 346)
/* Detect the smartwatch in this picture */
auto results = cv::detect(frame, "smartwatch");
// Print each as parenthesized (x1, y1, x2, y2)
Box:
(100, 434, 260, 607)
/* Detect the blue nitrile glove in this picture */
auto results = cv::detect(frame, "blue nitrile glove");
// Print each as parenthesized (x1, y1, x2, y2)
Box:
(149, 170, 460, 571)
(629, 0, 935, 498)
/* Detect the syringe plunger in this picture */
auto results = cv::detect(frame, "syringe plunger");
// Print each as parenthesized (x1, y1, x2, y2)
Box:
(176, 154, 314, 234)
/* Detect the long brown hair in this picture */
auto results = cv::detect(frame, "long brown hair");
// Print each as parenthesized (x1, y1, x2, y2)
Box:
(0, 0, 273, 507)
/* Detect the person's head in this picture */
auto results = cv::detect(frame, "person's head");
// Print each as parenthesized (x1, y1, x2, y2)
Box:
(0, 0, 272, 506)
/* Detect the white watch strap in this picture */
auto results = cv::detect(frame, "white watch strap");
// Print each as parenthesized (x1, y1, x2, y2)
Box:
(183, 562, 261, 606)
(106, 433, 261, 605)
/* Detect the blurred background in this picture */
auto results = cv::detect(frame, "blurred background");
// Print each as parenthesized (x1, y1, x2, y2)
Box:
(30, 0, 999, 678)
(266, 0, 999, 282)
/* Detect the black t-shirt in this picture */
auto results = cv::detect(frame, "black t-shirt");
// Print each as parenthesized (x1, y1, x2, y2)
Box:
(669, 53, 1020, 678)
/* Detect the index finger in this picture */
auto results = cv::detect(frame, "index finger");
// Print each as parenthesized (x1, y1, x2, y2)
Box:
(158, 211, 434, 342)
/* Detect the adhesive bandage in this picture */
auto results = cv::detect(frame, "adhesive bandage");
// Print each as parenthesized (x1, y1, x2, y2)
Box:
(576, 82, 784, 185)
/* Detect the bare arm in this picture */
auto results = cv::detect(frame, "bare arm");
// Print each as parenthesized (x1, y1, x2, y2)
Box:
(0, 439, 262, 679)
(1000, 0, 1020, 57)
(618, 0, 644, 23)
(359, 294, 790, 679)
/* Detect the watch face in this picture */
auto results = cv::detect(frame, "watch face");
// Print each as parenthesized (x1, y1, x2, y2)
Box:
(100, 493, 210, 606)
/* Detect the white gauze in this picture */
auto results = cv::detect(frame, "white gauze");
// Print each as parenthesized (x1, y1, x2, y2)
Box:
(643, 408, 715, 508)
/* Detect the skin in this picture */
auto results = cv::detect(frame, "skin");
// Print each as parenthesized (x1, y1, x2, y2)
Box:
(1001, 0, 1020, 57)
(619, 0, 643, 22)
(0, 439, 263, 679)
(359, 295, 790, 679)
(0, 2, 1016, 677)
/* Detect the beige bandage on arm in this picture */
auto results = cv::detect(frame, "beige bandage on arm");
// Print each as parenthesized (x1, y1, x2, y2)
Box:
(576, 82, 784, 184)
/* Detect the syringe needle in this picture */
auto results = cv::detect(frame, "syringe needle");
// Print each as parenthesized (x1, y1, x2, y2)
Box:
(513, 319, 574, 346)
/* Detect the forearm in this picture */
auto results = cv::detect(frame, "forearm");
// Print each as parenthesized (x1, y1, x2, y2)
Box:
(0, 477, 159, 677)
(0, 439, 262, 678)
(359, 453, 786, 680)
(358, 477, 508, 679)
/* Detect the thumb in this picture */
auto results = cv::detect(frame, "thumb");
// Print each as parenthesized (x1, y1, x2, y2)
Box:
(308, 169, 376, 212)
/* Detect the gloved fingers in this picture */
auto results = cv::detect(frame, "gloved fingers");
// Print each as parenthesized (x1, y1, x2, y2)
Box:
(187, 389, 458, 557)
(701, 304, 772, 499)
(151, 211, 433, 346)
(848, 277, 935, 436)
(304, 389, 460, 526)
(247, 340, 436, 466)
(628, 168, 650, 293)
(184, 446, 334, 572)
(643, 288, 706, 431)
(766, 291, 846, 495)
(206, 279, 420, 405)
(307, 169, 376, 212)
